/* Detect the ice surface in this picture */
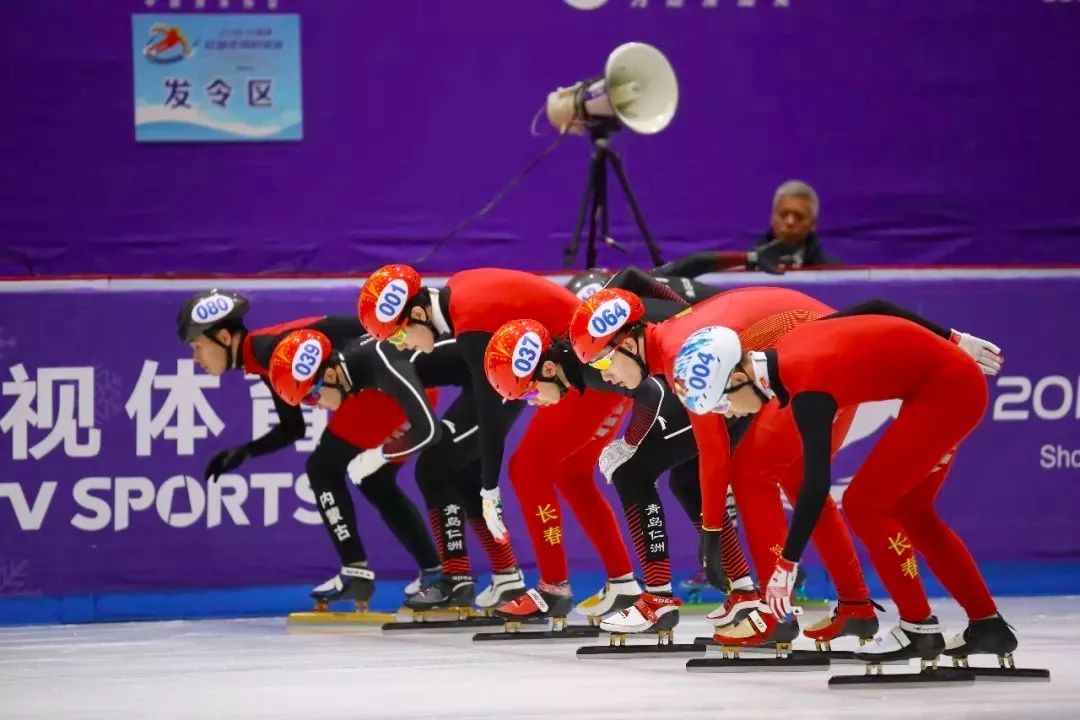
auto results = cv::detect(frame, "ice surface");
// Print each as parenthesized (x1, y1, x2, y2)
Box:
(1, 596, 1078, 720)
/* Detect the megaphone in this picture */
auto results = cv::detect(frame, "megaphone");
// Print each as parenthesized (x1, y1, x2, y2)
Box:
(546, 42, 679, 136)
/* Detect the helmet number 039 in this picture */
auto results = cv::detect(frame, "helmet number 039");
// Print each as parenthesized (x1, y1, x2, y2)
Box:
(191, 295, 235, 322)
(375, 280, 411, 323)
(292, 341, 324, 381)
(512, 332, 543, 377)
(587, 299, 630, 338)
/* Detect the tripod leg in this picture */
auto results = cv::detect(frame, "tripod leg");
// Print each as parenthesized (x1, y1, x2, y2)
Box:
(566, 147, 606, 268)
(587, 147, 608, 270)
(607, 151, 665, 267)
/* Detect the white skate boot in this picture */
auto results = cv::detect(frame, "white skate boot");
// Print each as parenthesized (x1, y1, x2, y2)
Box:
(476, 568, 527, 612)
(574, 577, 642, 625)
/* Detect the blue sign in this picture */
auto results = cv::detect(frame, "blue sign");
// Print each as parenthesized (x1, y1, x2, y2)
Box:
(132, 14, 303, 142)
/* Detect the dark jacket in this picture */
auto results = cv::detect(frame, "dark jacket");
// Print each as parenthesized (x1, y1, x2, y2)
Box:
(752, 231, 842, 267)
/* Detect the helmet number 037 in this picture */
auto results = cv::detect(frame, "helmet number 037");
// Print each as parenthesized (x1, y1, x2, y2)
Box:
(588, 298, 630, 338)
(191, 295, 235, 322)
(292, 341, 324, 381)
(512, 331, 543, 377)
(376, 280, 411, 323)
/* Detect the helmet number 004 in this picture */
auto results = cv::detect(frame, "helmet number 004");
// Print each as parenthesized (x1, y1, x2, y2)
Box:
(512, 332, 543, 378)
(292, 341, 324, 380)
(587, 299, 630, 338)
(686, 352, 715, 391)
(376, 280, 410, 322)
(191, 295, 235, 322)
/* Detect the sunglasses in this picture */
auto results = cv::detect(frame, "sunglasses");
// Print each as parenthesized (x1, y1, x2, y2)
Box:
(588, 345, 618, 371)
(387, 324, 408, 346)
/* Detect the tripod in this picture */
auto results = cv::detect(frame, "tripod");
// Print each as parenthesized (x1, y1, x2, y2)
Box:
(563, 122, 666, 270)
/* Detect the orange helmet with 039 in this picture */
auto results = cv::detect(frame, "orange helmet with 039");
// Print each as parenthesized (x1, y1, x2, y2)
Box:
(268, 329, 334, 406)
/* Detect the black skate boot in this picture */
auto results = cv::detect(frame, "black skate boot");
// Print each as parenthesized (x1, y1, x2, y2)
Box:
(830, 617, 978, 688)
(310, 565, 375, 612)
(404, 574, 475, 617)
(944, 615, 1049, 681)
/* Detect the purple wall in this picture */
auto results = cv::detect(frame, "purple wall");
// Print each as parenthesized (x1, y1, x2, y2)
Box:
(3, 0, 1080, 276)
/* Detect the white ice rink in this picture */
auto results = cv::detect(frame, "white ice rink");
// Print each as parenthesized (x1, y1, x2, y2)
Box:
(2, 596, 1078, 720)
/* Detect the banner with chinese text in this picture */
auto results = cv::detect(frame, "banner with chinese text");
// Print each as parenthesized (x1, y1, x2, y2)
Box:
(132, 14, 302, 142)
(0, 276, 1078, 608)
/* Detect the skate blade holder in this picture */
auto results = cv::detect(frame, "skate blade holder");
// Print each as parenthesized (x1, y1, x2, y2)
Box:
(687, 643, 830, 672)
(951, 654, 1051, 682)
(813, 637, 910, 666)
(473, 616, 601, 643)
(382, 609, 507, 634)
(829, 659, 976, 689)
(287, 599, 394, 626)
(577, 630, 707, 659)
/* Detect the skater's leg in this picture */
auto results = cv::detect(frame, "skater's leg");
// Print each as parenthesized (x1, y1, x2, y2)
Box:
(306, 432, 368, 566)
(357, 461, 440, 571)
(895, 451, 997, 620)
(459, 461, 519, 572)
(843, 362, 988, 623)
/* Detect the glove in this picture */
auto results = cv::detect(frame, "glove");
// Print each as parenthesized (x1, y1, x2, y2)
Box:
(346, 449, 388, 487)
(700, 529, 727, 590)
(951, 330, 1003, 376)
(204, 445, 250, 484)
(764, 557, 798, 620)
(480, 486, 509, 543)
(746, 249, 788, 276)
(598, 438, 638, 484)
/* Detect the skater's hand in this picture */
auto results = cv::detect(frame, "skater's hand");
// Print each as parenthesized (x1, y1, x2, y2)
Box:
(951, 330, 1003, 375)
(347, 449, 388, 486)
(765, 558, 798, 620)
(204, 445, 250, 484)
(598, 438, 637, 484)
(480, 487, 510, 543)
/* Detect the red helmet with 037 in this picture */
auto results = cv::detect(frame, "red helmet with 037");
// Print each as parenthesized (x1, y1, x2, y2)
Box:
(357, 264, 423, 341)
(568, 288, 646, 364)
(484, 319, 552, 400)
(268, 329, 333, 406)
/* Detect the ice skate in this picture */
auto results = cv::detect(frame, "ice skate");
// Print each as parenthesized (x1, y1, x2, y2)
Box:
(828, 617, 975, 688)
(705, 587, 767, 628)
(687, 611, 829, 672)
(476, 584, 600, 642)
(383, 574, 502, 633)
(286, 566, 395, 626)
(803, 599, 883, 654)
(578, 593, 706, 659)
(943, 615, 1049, 681)
(476, 568, 527, 613)
(574, 576, 642, 626)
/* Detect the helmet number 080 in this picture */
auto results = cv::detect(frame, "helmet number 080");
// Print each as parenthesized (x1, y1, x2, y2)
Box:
(191, 295, 235, 322)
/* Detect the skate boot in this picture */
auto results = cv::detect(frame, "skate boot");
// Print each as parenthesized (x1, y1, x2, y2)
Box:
(600, 592, 681, 639)
(476, 568, 527, 612)
(403, 568, 442, 605)
(310, 565, 376, 612)
(803, 599, 883, 651)
(495, 582, 574, 631)
(574, 576, 642, 625)
(854, 616, 945, 668)
(404, 574, 476, 619)
(942, 615, 1049, 680)
(713, 607, 799, 651)
(706, 587, 767, 629)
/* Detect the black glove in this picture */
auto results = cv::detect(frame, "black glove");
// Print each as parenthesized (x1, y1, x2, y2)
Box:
(204, 445, 251, 484)
(746, 249, 788, 275)
(699, 529, 728, 591)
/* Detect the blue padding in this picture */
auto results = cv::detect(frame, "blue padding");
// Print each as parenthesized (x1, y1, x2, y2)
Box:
(2, 562, 1078, 626)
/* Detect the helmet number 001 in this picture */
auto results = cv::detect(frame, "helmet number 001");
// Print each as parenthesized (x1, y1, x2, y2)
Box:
(375, 280, 411, 323)
(191, 295, 235, 323)
(292, 341, 324, 381)
(587, 299, 630, 338)
(511, 331, 543, 378)
(686, 352, 715, 392)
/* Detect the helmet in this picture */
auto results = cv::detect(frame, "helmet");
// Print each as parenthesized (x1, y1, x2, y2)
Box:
(268, 329, 333, 406)
(673, 326, 743, 415)
(484, 319, 552, 400)
(357, 264, 422, 341)
(566, 269, 612, 301)
(177, 289, 249, 343)
(568, 288, 646, 363)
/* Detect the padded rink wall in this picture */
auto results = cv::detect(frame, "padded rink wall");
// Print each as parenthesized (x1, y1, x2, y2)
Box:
(0, 269, 1078, 625)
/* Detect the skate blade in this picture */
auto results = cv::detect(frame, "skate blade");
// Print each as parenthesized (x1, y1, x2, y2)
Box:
(829, 667, 975, 689)
(968, 667, 1051, 682)
(686, 654, 830, 673)
(577, 643, 706, 659)
(473, 627, 602, 643)
(396, 606, 483, 621)
(286, 610, 395, 626)
(381, 617, 505, 633)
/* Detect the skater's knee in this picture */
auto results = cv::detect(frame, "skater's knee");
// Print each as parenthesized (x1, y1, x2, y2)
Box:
(508, 449, 544, 489)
